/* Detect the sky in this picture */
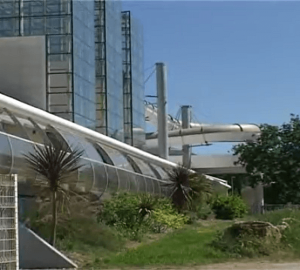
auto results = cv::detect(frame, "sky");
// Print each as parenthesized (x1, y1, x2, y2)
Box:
(122, 0, 300, 154)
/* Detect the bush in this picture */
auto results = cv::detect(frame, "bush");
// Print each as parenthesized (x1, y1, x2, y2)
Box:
(210, 228, 277, 258)
(196, 203, 213, 220)
(250, 209, 300, 254)
(98, 192, 187, 240)
(151, 209, 188, 233)
(211, 195, 248, 220)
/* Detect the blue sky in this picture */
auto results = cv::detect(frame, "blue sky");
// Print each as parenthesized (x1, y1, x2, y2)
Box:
(122, 1, 300, 153)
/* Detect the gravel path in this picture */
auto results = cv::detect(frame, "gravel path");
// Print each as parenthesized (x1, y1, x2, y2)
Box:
(191, 261, 300, 269)
(108, 261, 300, 270)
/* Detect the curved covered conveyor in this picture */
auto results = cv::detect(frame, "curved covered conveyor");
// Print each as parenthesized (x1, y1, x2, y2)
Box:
(0, 94, 230, 195)
(169, 155, 245, 175)
(145, 124, 260, 149)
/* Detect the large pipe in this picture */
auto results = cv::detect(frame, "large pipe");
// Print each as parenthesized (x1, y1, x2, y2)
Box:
(0, 93, 176, 169)
(181, 105, 192, 168)
(0, 94, 231, 188)
(156, 62, 168, 159)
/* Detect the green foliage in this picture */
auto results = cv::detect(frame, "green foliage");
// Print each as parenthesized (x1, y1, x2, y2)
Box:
(249, 209, 300, 254)
(163, 165, 212, 211)
(195, 203, 213, 220)
(24, 140, 84, 246)
(211, 209, 300, 259)
(233, 114, 300, 204)
(163, 165, 192, 210)
(189, 173, 212, 208)
(211, 195, 248, 220)
(151, 209, 188, 233)
(98, 192, 187, 240)
(210, 229, 277, 258)
(98, 192, 150, 240)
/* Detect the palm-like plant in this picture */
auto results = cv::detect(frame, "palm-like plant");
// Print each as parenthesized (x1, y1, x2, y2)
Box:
(189, 173, 212, 209)
(24, 141, 83, 246)
(163, 165, 193, 211)
(163, 165, 213, 211)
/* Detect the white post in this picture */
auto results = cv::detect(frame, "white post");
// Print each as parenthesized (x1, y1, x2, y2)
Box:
(156, 62, 168, 159)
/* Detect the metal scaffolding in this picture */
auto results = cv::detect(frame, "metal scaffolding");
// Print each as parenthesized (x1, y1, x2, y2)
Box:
(122, 11, 133, 145)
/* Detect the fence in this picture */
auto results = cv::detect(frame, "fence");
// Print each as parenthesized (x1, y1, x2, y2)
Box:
(262, 204, 300, 213)
(0, 175, 18, 270)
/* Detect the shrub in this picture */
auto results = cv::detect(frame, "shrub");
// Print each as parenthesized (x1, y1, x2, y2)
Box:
(195, 203, 213, 220)
(151, 209, 189, 233)
(250, 209, 300, 254)
(210, 229, 276, 258)
(98, 192, 153, 240)
(98, 192, 186, 240)
(211, 195, 248, 220)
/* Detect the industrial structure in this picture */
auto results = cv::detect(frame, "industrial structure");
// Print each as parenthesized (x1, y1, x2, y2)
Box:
(0, 0, 146, 146)
(144, 65, 260, 175)
(0, 1, 265, 268)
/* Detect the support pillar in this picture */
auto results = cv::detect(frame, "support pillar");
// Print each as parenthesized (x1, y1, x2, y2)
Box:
(156, 62, 168, 159)
(181, 105, 192, 168)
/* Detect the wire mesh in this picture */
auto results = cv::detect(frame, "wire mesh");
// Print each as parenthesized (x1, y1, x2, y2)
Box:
(0, 175, 18, 270)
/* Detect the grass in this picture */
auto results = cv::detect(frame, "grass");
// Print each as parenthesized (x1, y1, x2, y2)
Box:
(101, 221, 231, 268)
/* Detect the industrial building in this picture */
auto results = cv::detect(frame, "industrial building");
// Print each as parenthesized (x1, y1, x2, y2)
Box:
(0, 2, 264, 268)
(0, 0, 146, 146)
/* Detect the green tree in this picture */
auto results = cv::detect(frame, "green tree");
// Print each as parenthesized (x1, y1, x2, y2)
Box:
(233, 114, 300, 204)
(24, 141, 83, 246)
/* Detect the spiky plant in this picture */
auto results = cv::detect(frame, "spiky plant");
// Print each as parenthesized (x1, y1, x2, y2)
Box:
(24, 141, 83, 246)
(189, 173, 212, 209)
(163, 165, 193, 211)
(137, 193, 158, 218)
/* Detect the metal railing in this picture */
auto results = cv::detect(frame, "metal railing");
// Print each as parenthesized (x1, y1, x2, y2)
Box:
(0, 174, 18, 270)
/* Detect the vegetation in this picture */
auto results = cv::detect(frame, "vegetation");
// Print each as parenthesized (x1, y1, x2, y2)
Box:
(249, 208, 300, 256)
(98, 192, 188, 240)
(163, 165, 212, 211)
(103, 222, 228, 267)
(26, 183, 300, 268)
(27, 209, 126, 268)
(211, 209, 300, 260)
(24, 141, 84, 246)
(233, 114, 300, 204)
(211, 195, 248, 220)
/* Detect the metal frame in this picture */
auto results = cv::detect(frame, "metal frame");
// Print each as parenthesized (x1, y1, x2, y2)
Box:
(122, 11, 134, 146)
(95, 0, 108, 135)
(0, 174, 19, 270)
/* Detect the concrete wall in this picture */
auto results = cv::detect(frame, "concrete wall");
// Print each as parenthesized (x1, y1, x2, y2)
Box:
(19, 223, 77, 269)
(0, 36, 46, 110)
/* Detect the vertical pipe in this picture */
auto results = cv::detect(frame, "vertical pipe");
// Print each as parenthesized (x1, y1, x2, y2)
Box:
(156, 62, 168, 159)
(19, 0, 24, 36)
(181, 105, 192, 168)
